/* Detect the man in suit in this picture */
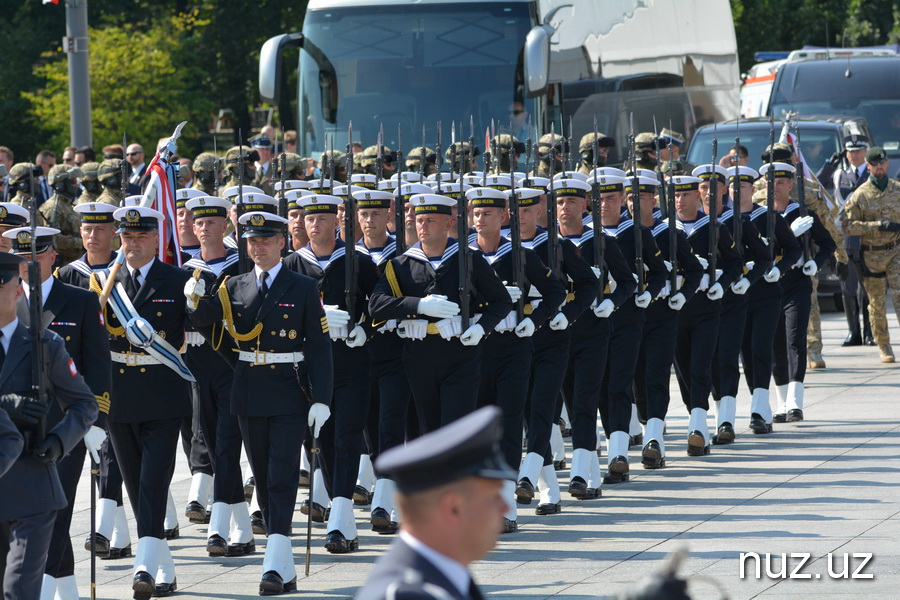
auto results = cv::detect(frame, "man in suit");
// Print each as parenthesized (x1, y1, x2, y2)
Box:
(0, 251, 97, 600)
(34, 150, 56, 207)
(188, 210, 333, 596)
(5, 226, 110, 600)
(356, 406, 513, 600)
(125, 144, 147, 196)
(97, 206, 193, 598)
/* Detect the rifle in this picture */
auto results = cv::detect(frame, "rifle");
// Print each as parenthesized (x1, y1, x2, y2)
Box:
(567, 116, 574, 172)
(766, 115, 776, 263)
(236, 129, 249, 274)
(628, 113, 645, 293)
(590, 117, 606, 303)
(345, 123, 358, 321)
(546, 124, 562, 276)
(27, 164, 49, 449)
(732, 119, 743, 258)
(121, 133, 129, 200)
(213, 135, 220, 196)
(653, 117, 667, 219)
(305, 439, 319, 577)
(793, 122, 812, 260)
(375, 124, 384, 186)
(449, 121, 457, 183)
(435, 121, 443, 194)
(483, 128, 491, 185)
(524, 118, 532, 187)
(708, 127, 719, 281)
(420, 124, 427, 178)
(508, 121, 526, 321)
(458, 161, 472, 330)
(666, 121, 677, 293)
(469, 116, 476, 176)
(278, 128, 289, 257)
(394, 125, 406, 254)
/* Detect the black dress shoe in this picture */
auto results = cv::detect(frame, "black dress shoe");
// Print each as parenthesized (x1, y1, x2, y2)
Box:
(259, 570, 297, 596)
(324, 531, 359, 554)
(185, 501, 207, 524)
(842, 333, 863, 347)
(629, 433, 643, 448)
(371, 507, 399, 534)
(641, 440, 665, 469)
(243, 476, 255, 503)
(225, 540, 256, 556)
(164, 525, 179, 540)
(299, 501, 326, 523)
(750, 414, 773, 434)
(106, 544, 132, 560)
(132, 571, 156, 597)
(299, 470, 310, 488)
(207, 534, 228, 556)
(152, 578, 177, 597)
(515, 478, 535, 504)
(501, 517, 517, 534)
(864, 334, 876, 346)
(558, 419, 572, 438)
(250, 511, 267, 535)
(687, 430, 710, 456)
(786, 408, 804, 422)
(553, 458, 566, 471)
(712, 424, 735, 445)
(603, 456, 630, 484)
(535, 502, 561, 515)
(352, 485, 373, 506)
(568, 476, 588, 498)
(84, 532, 111, 557)
(773, 412, 787, 423)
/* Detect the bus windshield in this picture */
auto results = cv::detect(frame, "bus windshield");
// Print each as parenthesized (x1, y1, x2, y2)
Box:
(298, 2, 535, 156)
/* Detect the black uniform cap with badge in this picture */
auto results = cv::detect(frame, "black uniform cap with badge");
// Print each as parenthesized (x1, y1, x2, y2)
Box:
(0, 252, 26, 286)
(3, 226, 61, 254)
(375, 405, 516, 494)
(113, 205, 164, 233)
(0, 202, 31, 228)
(238, 211, 288, 238)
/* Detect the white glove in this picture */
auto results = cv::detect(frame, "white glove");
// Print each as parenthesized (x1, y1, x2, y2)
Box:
(696, 256, 709, 270)
(417, 294, 460, 319)
(324, 306, 351, 329)
(802, 259, 818, 276)
(730, 277, 750, 295)
(668, 292, 686, 311)
(460, 323, 485, 346)
(707, 282, 724, 300)
(764, 266, 781, 283)
(183, 277, 206, 311)
(308, 403, 331, 438)
(634, 291, 652, 308)
(593, 298, 615, 318)
(83, 425, 107, 463)
(790, 215, 814, 237)
(549, 312, 569, 330)
(663, 260, 673, 272)
(590, 266, 602, 279)
(514, 318, 535, 338)
(345, 325, 367, 348)
(504, 285, 523, 303)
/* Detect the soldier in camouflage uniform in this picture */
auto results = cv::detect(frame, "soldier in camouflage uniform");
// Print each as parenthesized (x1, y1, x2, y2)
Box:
(634, 132, 659, 171)
(405, 147, 436, 176)
(38, 165, 85, 266)
(282, 152, 311, 180)
(576, 132, 615, 175)
(222, 145, 256, 189)
(319, 150, 348, 183)
(191, 152, 223, 195)
(487, 134, 524, 174)
(840, 147, 900, 364)
(95, 158, 125, 206)
(752, 142, 847, 369)
(532, 133, 566, 178)
(357, 145, 395, 179)
(444, 142, 479, 174)
(76, 161, 102, 205)
(6, 163, 40, 210)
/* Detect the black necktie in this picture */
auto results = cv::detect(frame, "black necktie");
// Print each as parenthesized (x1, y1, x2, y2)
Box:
(259, 271, 269, 298)
(0, 332, 6, 372)
(126, 270, 141, 299)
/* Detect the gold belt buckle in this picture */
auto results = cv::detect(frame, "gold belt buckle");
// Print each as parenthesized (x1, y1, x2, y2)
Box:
(125, 352, 138, 367)
(255, 349, 268, 365)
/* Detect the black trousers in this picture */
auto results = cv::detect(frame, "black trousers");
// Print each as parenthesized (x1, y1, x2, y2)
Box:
(403, 338, 481, 433)
(97, 436, 124, 505)
(195, 366, 244, 505)
(478, 333, 532, 471)
(44, 442, 86, 578)
(634, 310, 679, 422)
(712, 293, 750, 400)
(371, 354, 412, 468)
(108, 417, 181, 539)
(674, 295, 721, 412)
(774, 283, 812, 385)
(525, 328, 570, 466)
(1, 510, 55, 600)
(238, 413, 305, 536)
(741, 293, 782, 391)
(180, 388, 213, 477)
(568, 314, 611, 449)
(601, 304, 643, 436)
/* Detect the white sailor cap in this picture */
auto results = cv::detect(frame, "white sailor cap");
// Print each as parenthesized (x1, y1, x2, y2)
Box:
(669, 176, 703, 191)
(625, 176, 663, 194)
(175, 188, 205, 208)
(410, 194, 456, 215)
(285, 189, 314, 210)
(274, 180, 309, 193)
(350, 173, 378, 190)
(4, 226, 61, 254)
(395, 183, 435, 200)
(427, 181, 471, 199)
(508, 188, 543, 207)
(548, 178, 592, 198)
(589, 175, 629, 192)
(298, 194, 341, 214)
(332, 184, 368, 199)
(692, 164, 729, 183)
(185, 196, 231, 219)
(122, 195, 143, 207)
(465, 187, 507, 208)
(0, 203, 30, 227)
(234, 192, 278, 214)
(222, 185, 264, 201)
(591, 167, 626, 179)
(73, 202, 116, 223)
(727, 166, 759, 183)
(553, 171, 589, 182)
(626, 168, 659, 180)
(758, 162, 796, 178)
(352, 189, 393, 209)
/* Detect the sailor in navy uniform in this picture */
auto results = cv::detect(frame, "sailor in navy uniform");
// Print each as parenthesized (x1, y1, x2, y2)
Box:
(597, 175, 666, 480)
(0, 251, 97, 600)
(369, 193, 512, 433)
(188, 210, 333, 596)
(175, 188, 206, 260)
(702, 165, 771, 444)
(181, 196, 256, 558)
(513, 179, 597, 513)
(283, 193, 380, 554)
(6, 227, 110, 600)
(221, 184, 266, 252)
(0, 202, 30, 253)
(355, 406, 515, 600)
(467, 186, 566, 531)
(671, 175, 743, 456)
(625, 177, 703, 469)
(58, 202, 118, 289)
(737, 167, 802, 434)
(762, 162, 836, 423)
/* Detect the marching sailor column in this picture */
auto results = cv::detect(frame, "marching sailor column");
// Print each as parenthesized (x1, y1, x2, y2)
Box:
(95, 206, 194, 598)
(181, 196, 255, 558)
(623, 176, 703, 469)
(369, 193, 512, 433)
(469, 187, 566, 532)
(671, 176, 743, 456)
(284, 193, 379, 554)
(6, 227, 110, 600)
(188, 210, 333, 596)
(763, 162, 836, 422)
(514, 180, 598, 514)
(598, 175, 666, 481)
(708, 166, 771, 444)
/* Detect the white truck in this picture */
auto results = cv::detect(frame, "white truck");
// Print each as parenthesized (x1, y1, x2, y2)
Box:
(259, 0, 740, 162)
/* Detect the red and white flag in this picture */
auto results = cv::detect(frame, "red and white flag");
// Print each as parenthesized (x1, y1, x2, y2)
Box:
(143, 153, 183, 267)
(43, 0, 60, 4)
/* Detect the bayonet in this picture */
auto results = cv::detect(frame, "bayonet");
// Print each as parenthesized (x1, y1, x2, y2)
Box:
(591, 115, 605, 303)
(708, 124, 719, 282)
(629, 113, 645, 293)
(394, 125, 406, 254)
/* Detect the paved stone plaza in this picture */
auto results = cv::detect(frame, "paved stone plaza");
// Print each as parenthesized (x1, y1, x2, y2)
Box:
(68, 308, 900, 599)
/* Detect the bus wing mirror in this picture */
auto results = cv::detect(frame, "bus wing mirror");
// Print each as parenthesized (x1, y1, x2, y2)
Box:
(259, 33, 305, 105)
(524, 25, 553, 98)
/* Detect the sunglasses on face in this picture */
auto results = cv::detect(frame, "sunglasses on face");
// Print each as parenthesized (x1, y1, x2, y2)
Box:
(509, 109, 525, 115)
(126, 152, 143, 157)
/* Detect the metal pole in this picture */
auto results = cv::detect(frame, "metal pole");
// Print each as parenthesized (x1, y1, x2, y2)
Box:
(65, 0, 92, 147)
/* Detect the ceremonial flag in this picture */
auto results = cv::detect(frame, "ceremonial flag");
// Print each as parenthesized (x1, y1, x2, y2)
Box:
(143, 151, 183, 266)
(43, 0, 60, 4)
